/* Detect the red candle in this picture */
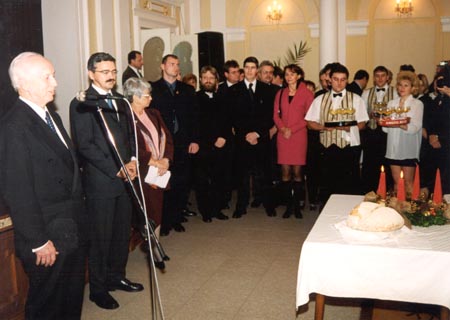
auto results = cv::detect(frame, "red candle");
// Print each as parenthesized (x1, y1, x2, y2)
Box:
(433, 168, 443, 204)
(411, 164, 420, 200)
(397, 170, 406, 201)
(377, 165, 386, 199)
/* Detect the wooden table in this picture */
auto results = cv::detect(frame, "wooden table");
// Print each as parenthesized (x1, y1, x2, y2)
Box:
(296, 195, 450, 320)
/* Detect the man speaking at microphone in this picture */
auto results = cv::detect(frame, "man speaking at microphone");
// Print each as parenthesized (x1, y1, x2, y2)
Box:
(70, 52, 143, 310)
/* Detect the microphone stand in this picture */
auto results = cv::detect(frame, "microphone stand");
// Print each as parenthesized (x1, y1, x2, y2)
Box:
(96, 106, 166, 320)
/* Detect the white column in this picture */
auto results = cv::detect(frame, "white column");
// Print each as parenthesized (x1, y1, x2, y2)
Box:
(337, 0, 346, 64)
(188, 0, 201, 34)
(210, 0, 226, 31)
(319, 0, 338, 68)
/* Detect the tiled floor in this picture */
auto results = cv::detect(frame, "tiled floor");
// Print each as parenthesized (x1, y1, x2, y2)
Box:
(81, 201, 442, 320)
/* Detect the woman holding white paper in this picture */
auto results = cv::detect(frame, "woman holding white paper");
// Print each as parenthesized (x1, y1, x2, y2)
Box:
(124, 78, 173, 243)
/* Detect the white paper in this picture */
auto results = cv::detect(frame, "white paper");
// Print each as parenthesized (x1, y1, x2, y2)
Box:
(144, 165, 171, 188)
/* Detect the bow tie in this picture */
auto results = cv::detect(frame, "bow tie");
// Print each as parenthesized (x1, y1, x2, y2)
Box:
(376, 88, 385, 92)
(333, 93, 342, 98)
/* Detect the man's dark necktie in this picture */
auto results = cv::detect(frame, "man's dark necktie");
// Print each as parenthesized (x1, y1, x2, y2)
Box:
(106, 93, 114, 109)
(333, 93, 342, 98)
(376, 88, 385, 92)
(138, 70, 143, 78)
(248, 83, 255, 102)
(45, 111, 57, 134)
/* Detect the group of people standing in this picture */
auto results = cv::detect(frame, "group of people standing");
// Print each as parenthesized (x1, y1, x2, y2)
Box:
(2, 48, 450, 320)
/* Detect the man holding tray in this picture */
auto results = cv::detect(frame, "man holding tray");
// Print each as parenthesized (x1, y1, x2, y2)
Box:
(305, 63, 369, 202)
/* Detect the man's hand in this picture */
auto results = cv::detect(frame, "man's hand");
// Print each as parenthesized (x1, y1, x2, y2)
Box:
(429, 135, 442, 149)
(437, 85, 450, 97)
(117, 160, 137, 181)
(245, 132, 259, 145)
(35, 240, 58, 267)
(188, 143, 199, 154)
(214, 137, 226, 148)
(269, 126, 278, 139)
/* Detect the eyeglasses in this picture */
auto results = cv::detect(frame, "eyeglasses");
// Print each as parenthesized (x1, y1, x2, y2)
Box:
(141, 94, 151, 98)
(95, 70, 118, 76)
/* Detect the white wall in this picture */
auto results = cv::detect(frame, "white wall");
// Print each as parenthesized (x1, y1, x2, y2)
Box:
(41, 0, 89, 131)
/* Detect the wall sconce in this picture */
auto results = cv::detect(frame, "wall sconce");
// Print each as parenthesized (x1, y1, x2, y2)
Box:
(395, 0, 413, 17)
(267, 0, 282, 24)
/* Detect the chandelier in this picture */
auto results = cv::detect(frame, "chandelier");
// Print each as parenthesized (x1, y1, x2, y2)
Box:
(267, 1, 282, 23)
(395, 0, 413, 17)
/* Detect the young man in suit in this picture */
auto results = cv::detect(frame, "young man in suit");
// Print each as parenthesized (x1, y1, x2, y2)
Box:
(228, 56, 276, 218)
(122, 50, 144, 85)
(70, 52, 143, 310)
(0, 52, 87, 319)
(150, 54, 199, 235)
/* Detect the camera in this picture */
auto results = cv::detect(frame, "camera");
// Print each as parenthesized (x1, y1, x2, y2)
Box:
(436, 60, 450, 88)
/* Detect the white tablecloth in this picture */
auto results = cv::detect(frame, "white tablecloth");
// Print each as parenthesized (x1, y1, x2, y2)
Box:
(296, 194, 450, 309)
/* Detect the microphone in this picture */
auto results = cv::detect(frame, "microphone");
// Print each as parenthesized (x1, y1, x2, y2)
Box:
(76, 91, 123, 102)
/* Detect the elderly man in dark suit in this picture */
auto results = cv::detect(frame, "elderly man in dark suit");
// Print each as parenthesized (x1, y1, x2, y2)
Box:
(70, 52, 143, 310)
(0, 52, 87, 319)
(150, 54, 199, 235)
(122, 50, 144, 85)
(228, 56, 276, 218)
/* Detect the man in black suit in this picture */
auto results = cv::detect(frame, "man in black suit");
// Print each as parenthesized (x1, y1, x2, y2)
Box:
(150, 54, 199, 235)
(0, 52, 87, 319)
(228, 56, 276, 217)
(346, 69, 369, 96)
(217, 60, 240, 209)
(70, 52, 143, 310)
(122, 50, 144, 85)
(194, 65, 231, 222)
(217, 59, 240, 94)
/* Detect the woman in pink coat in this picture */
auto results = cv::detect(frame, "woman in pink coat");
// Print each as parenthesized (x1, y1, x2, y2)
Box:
(273, 64, 314, 218)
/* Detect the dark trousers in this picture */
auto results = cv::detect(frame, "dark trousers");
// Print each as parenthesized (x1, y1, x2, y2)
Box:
(194, 148, 227, 218)
(235, 144, 273, 211)
(162, 145, 191, 229)
(21, 245, 86, 320)
(319, 144, 362, 202)
(87, 192, 132, 295)
(306, 130, 321, 204)
(361, 128, 392, 193)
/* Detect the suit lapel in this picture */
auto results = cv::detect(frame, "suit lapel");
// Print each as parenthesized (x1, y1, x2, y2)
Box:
(20, 103, 74, 172)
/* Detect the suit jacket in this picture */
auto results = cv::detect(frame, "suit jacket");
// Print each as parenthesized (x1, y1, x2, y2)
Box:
(346, 81, 363, 96)
(150, 78, 198, 147)
(195, 90, 232, 157)
(70, 85, 135, 198)
(122, 66, 141, 85)
(228, 80, 275, 148)
(0, 99, 85, 258)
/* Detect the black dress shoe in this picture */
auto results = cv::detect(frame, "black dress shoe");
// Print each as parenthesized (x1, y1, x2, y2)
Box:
(266, 208, 277, 217)
(182, 208, 197, 217)
(90, 292, 119, 310)
(173, 223, 185, 232)
(160, 227, 171, 236)
(215, 212, 229, 220)
(250, 200, 262, 208)
(232, 209, 246, 218)
(202, 216, 212, 223)
(108, 278, 144, 292)
(181, 216, 188, 223)
(154, 261, 166, 270)
(163, 254, 170, 261)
